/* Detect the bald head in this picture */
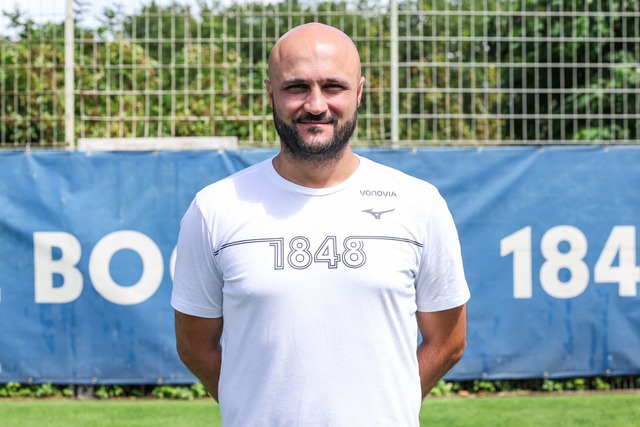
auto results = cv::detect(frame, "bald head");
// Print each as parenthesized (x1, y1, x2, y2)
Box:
(268, 23, 362, 82)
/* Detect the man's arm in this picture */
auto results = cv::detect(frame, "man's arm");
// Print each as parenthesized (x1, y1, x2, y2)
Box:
(416, 304, 467, 398)
(175, 311, 224, 401)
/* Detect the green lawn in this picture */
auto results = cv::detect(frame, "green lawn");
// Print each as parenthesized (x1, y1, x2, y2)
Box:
(421, 393, 640, 426)
(0, 400, 220, 427)
(1, 393, 638, 427)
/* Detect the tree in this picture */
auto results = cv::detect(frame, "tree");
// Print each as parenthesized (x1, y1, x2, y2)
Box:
(487, 0, 639, 142)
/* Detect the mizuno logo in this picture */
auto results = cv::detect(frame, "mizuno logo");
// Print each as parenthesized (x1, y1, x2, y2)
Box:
(362, 208, 395, 219)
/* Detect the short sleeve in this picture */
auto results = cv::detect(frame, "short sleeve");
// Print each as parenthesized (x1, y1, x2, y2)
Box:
(415, 193, 470, 312)
(171, 198, 224, 318)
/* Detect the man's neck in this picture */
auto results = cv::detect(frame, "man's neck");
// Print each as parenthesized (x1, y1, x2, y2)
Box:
(272, 148, 360, 189)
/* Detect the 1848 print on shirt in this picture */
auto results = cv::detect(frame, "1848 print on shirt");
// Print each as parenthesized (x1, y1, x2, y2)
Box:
(211, 158, 427, 297)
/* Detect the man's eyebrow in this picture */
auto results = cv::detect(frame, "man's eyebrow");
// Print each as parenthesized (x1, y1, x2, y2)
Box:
(280, 77, 351, 88)
(280, 78, 308, 87)
(325, 78, 351, 87)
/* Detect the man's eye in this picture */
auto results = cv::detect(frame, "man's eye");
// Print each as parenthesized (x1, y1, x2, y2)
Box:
(284, 85, 307, 92)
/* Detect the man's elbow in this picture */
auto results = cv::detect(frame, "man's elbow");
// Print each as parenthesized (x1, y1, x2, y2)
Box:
(176, 335, 222, 368)
(176, 336, 208, 369)
(176, 340, 195, 367)
(441, 329, 467, 366)
(451, 336, 467, 364)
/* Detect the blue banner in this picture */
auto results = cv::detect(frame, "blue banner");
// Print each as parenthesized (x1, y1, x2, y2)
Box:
(0, 146, 638, 384)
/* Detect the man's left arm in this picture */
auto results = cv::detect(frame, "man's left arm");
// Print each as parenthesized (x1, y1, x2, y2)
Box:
(416, 304, 467, 398)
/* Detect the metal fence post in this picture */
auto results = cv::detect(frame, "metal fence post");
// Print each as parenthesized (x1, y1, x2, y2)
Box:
(390, 0, 399, 149)
(64, 0, 75, 150)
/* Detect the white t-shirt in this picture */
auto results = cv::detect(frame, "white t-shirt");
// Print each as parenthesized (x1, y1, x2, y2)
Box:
(172, 155, 470, 427)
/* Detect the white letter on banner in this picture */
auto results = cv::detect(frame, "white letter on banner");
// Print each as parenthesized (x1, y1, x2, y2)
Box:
(33, 232, 83, 303)
(89, 230, 163, 305)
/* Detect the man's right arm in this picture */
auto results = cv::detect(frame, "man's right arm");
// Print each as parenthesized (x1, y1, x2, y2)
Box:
(175, 311, 224, 401)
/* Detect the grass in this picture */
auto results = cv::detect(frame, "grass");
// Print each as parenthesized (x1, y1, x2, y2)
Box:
(421, 392, 640, 426)
(0, 392, 638, 427)
(0, 400, 220, 427)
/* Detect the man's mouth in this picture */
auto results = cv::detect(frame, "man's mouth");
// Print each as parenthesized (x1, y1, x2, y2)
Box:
(298, 121, 331, 125)
(295, 115, 335, 125)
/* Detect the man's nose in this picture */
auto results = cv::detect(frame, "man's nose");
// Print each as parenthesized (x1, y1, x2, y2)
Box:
(304, 87, 328, 115)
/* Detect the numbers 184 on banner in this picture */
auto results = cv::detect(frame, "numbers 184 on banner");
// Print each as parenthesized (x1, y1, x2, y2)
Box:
(500, 226, 640, 299)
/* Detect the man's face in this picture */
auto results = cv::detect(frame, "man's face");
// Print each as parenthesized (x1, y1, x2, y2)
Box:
(265, 36, 364, 163)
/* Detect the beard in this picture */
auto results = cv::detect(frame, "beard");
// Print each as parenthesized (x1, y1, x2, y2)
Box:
(273, 108, 358, 164)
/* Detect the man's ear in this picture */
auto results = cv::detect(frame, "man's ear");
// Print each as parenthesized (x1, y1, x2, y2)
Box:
(264, 79, 274, 108)
(357, 76, 365, 107)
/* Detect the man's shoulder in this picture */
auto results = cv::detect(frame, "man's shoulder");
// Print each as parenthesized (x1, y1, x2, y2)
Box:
(358, 155, 439, 194)
(197, 158, 271, 198)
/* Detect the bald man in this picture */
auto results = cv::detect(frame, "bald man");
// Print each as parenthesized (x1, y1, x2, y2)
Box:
(172, 23, 469, 426)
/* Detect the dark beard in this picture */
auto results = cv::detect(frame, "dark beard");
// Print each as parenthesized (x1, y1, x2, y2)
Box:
(273, 109, 357, 164)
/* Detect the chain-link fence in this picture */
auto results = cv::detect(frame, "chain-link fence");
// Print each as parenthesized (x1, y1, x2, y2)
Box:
(1, 0, 639, 149)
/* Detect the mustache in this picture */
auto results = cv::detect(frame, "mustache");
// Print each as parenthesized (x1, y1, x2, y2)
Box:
(294, 113, 336, 124)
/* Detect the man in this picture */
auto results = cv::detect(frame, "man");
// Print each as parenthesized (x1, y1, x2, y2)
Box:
(171, 23, 469, 426)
